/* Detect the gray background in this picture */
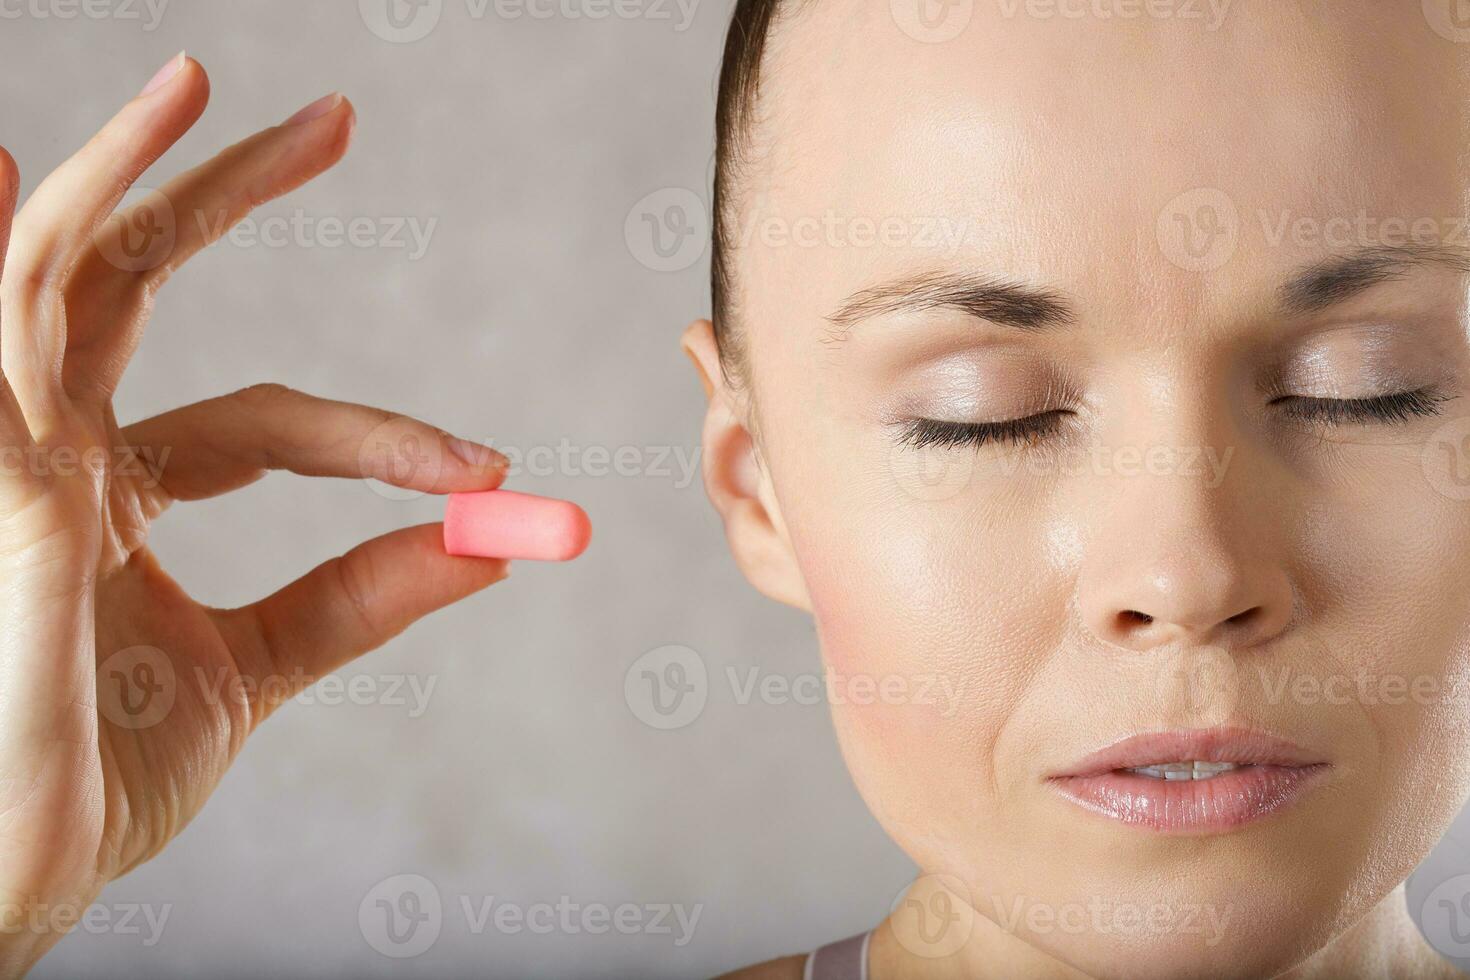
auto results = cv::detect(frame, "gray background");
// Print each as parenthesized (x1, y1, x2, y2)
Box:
(0, 1, 1466, 977)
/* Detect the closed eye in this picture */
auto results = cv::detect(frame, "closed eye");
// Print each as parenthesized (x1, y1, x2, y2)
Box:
(1270, 386, 1451, 425)
(896, 386, 1451, 453)
(897, 410, 1072, 450)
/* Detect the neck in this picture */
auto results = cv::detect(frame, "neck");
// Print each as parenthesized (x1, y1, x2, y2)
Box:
(868, 879, 1452, 979)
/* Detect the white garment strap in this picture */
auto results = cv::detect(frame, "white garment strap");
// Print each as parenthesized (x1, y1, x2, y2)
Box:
(802, 931, 870, 980)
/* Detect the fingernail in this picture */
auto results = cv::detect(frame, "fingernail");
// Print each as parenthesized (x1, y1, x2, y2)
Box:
(138, 50, 186, 98)
(283, 92, 343, 127)
(447, 437, 508, 473)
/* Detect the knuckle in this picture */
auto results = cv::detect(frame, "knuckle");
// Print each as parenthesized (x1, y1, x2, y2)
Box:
(1, 254, 67, 305)
(234, 382, 296, 410)
(331, 550, 381, 639)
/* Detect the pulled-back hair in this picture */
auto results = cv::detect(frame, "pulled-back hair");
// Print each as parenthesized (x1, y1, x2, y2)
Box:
(710, 0, 789, 386)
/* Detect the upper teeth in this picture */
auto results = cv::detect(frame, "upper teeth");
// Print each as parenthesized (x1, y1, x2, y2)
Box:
(1127, 761, 1241, 781)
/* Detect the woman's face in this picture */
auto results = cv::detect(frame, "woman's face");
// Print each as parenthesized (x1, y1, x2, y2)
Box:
(706, 3, 1470, 977)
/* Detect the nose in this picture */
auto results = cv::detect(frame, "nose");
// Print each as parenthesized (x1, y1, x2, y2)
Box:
(1078, 465, 1295, 653)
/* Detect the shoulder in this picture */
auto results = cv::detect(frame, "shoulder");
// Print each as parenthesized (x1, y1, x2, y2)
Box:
(713, 953, 807, 979)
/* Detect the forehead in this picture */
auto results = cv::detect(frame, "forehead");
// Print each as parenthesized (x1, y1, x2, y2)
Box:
(736, 0, 1468, 359)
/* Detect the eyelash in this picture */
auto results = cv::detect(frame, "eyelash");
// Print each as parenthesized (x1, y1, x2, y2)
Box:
(898, 386, 1451, 451)
(898, 411, 1071, 450)
(1269, 386, 1450, 425)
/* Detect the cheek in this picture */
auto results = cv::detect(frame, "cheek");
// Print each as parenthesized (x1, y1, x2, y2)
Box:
(1295, 461, 1470, 714)
(795, 477, 1052, 681)
(777, 443, 1080, 833)
(1292, 476, 1470, 847)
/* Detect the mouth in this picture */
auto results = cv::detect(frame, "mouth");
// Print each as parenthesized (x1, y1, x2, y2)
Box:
(1046, 727, 1330, 835)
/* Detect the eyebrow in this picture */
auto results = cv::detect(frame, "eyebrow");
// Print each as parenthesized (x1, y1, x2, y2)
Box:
(824, 270, 1076, 333)
(824, 244, 1470, 336)
(1278, 243, 1470, 316)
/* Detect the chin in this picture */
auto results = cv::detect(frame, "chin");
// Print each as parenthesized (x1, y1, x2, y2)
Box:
(895, 818, 1373, 980)
(983, 877, 1348, 980)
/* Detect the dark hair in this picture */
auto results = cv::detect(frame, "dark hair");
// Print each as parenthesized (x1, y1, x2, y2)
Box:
(711, 0, 786, 386)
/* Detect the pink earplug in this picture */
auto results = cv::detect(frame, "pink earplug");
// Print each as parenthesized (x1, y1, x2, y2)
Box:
(443, 489, 592, 561)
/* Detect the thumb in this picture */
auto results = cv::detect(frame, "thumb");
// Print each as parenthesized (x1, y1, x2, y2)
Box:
(219, 523, 507, 724)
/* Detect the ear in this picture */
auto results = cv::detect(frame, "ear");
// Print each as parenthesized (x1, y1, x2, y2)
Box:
(681, 319, 811, 611)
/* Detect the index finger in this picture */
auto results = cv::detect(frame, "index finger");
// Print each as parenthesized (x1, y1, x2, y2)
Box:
(0, 146, 35, 464)
(0, 145, 16, 271)
(119, 384, 510, 506)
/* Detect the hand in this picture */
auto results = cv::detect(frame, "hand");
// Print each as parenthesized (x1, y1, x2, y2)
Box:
(0, 54, 512, 974)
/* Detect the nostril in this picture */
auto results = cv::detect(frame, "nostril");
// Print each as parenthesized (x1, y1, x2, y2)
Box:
(1226, 607, 1260, 626)
(1117, 610, 1154, 629)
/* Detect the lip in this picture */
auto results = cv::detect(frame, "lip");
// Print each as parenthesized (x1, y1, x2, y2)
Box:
(1047, 727, 1331, 835)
